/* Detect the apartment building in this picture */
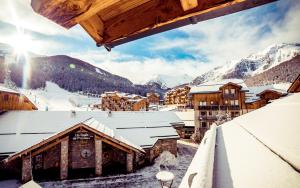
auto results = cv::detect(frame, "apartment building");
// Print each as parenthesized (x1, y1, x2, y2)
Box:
(164, 86, 191, 108)
(189, 80, 248, 142)
(101, 92, 148, 111)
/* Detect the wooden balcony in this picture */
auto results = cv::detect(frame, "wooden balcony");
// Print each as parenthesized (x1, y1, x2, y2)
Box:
(199, 115, 217, 121)
(199, 105, 240, 111)
(223, 93, 238, 99)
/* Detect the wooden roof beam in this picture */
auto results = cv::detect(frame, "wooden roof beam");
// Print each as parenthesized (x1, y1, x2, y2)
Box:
(180, 0, 199, 11)
(80, 14, 104, 44)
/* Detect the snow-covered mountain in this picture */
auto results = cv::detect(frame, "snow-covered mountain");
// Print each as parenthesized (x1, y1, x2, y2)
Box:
(193, 43, 300, 85)
(21, 82, 100, 111)
(147, 74, 193, 88)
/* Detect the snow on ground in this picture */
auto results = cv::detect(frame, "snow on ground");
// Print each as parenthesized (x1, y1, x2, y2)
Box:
(21, 82, 100, 111)
(0, 143, 196, 188)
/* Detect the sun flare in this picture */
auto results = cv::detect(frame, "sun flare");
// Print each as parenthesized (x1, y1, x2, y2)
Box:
(10, 30, 33, 55)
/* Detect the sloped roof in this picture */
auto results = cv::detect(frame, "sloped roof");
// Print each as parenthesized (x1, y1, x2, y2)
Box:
(180, 93, 300, 188)
(175, 111, 195, 127)
(246, 84, 288, 103)
(190, 79, 248, 94)
(0, 85, 19, 94)
(0, 111, 179, 156)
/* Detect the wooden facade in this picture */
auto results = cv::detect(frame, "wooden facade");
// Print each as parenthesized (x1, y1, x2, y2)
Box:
(101, 92, 148, 111)
(164, 86, 191, 107)
(190, 81, 288, 142)
(0, 88, 37, 111)
(190, 82, 247, 142)
(288, 74, 300, 93)
(31, 0, 276, 48)
(146, 92, 160, 105)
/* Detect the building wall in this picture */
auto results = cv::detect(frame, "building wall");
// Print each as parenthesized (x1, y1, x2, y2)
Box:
(147, 94, 160, 105)
(148, 139, 177, 162)
(191, 84, 247, 142)
(0, 92, 37, 110)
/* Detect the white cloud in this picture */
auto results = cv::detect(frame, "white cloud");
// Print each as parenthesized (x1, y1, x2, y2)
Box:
(151, 0, 300, 65)
(68, 50, 214, 84)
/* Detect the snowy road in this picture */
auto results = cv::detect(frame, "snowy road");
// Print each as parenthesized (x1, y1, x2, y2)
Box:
(40, 143, 197, 188)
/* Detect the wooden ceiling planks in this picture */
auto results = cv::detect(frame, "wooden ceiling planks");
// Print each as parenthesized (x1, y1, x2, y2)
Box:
(31, 0, 277, 48)
(97, 0, 152, 21)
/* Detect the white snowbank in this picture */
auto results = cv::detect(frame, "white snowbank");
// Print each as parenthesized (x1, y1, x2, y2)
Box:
(179, 125, 216, 188)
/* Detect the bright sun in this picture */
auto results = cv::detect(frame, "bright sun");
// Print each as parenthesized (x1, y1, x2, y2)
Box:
(10, 30, 33, 55)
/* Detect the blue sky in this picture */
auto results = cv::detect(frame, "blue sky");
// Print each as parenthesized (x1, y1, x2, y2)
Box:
(0, 0, 299, 84)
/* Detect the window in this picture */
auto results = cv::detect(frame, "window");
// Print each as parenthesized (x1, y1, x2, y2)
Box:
(210, 101, 214, 105)
(4, 95, 9, 101)
(225, 100, 228, 104)
(234, 100, 239, 106)
(201, 122, 207, 128)
(208, 111, 212, 116)
(201, 111, 206, 116)
(225, 89, 229, 94)
(230, 100, 235, 106)
(231, 89, 235, 94)
(199, 101, 207, 106)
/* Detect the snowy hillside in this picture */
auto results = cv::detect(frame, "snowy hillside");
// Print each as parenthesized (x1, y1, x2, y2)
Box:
(193, 43, 300, 85)
(148, 74, 193, 88)
(21, 82, 100, 111)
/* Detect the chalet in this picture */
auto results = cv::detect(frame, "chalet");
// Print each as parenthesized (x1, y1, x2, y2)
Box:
(101, 92, 148, 111)
(189, 79, 248, 142)
(246, 86, 287, 111)
(288, 74, 300, 93)
(189, 80, 289, 142)
(0, 85, 37, 111)
(164, 86, 191, 108)
(146, 92, 160, 105)
(0, 111, 180, 183)
(172, 111, 195, 139)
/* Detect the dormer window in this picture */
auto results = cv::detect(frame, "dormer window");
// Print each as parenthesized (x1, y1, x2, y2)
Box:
(225, 89, 229, 94)
(231, 89, 235, 94)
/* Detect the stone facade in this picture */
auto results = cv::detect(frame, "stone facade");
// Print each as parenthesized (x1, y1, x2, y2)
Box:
(60, 137, 69, 180)
(95, 138, 102, 176)
(148, 139, 177, 162)
(22, 154, 32, 183)
(126, 153, 134, 173)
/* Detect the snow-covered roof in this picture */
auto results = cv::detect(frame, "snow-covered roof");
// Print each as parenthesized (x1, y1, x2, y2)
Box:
(83, 118, 143, 151)
(0, 85, 19, 94)
(189, 79, 248, 94)
(246, 84, 289, 103)
(0, 111, 180, 156)
(175, 111, 195, 127)
(180, 93, 300, 188)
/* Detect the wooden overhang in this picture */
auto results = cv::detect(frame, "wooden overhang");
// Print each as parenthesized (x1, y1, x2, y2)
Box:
(288, 74, 300, 93)
(3, 121, 144, 163)
(31, 0, 277, 50)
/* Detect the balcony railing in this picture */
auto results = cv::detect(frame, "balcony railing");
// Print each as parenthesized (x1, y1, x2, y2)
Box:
(199, 115, 217, 121)
(223, 93, 238, 99)
(199, 105, 240, 111)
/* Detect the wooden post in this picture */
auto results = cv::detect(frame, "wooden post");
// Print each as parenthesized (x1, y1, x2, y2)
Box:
(22, 154, 32, 183)
(95, 138, 102, 176)
(126, 152, 134, 173)
(60, 137, 69, 180)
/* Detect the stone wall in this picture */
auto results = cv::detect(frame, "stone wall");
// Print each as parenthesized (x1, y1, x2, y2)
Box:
(148, 139, 178, 162)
